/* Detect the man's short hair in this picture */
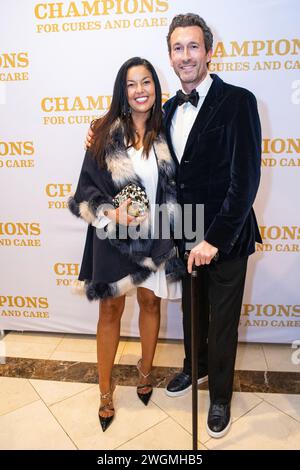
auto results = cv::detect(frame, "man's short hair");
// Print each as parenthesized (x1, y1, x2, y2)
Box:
(167, 13, 213, 54)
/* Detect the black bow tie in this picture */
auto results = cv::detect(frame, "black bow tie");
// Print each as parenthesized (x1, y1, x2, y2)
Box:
(176, 88, 199, 107)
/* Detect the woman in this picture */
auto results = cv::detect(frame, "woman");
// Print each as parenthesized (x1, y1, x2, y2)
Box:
(68, 57, 183, 432)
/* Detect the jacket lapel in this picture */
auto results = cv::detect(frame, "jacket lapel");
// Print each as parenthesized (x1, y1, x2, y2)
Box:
(164, 75, 224, 164)
(163, 97, 179, 168)
(181, 74, 224, 161)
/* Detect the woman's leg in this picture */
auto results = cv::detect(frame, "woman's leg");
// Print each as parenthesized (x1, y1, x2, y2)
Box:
(136, 287, 161, 389)
(97, 295, 125, 417)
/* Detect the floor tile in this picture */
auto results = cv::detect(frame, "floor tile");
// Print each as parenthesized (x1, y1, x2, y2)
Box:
(117, 417, 206, 450)
(29, 379, 95, 406)
(49, 351, 98, 363)
(152, 342, 184, 368)
(118, 340, 141, 365)
(0, 377, 39, 416)
(50, 340, 125, 364)
(255, 393, 300, 423)
(2, 341, 60, 360)
(54, 335, 97, 353)
(0, 400, 76, 450)
(263, 344, 300, 372)
(236, 342, 267, 371)
(119, 340, 184, 368)
(50, 385, 168, 449)
(151, 389, 262, 444)
(3, 332, 65, 345)
(206, 401, 300, 450)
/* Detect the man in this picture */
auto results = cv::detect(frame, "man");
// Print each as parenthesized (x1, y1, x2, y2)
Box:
(164, 13, 262, 439)
(85, 13, 262, 439)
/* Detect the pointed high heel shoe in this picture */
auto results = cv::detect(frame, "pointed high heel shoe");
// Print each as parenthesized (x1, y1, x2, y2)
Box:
(98, 388, 115, 432)
(136, 358, 153, 406)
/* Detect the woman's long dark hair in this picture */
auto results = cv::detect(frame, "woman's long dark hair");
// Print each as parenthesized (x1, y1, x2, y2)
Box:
(91, 57, 163, 168)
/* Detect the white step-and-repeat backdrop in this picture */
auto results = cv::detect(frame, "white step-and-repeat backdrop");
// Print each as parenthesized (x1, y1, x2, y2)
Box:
(0, 0, 299, 342)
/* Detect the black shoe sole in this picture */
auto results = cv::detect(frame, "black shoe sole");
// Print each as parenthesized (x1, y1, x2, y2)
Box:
(206, 417, 232, 439)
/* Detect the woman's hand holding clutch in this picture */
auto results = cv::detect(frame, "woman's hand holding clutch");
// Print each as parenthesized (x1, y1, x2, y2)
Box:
(105, 199, 147, 226)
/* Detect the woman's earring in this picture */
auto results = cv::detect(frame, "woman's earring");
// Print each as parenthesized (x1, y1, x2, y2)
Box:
(122, 105, 131, 118)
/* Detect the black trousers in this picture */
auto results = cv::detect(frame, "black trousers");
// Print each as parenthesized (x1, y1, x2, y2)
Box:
(182, 256, 248, 404)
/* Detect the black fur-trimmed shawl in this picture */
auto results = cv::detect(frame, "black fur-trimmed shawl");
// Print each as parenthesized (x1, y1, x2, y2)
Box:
(68, 119, 184, 300)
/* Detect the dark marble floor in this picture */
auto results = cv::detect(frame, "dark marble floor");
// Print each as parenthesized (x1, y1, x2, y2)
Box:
(1, 356, 299, 394)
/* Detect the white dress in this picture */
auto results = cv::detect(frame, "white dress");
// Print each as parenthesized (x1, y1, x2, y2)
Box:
(128, 146, 182, 300)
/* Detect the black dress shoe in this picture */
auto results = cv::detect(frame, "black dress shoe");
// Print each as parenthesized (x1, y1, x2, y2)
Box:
(137, 384, 153, 406)
(99, 413, 114, 432)
(206, 402, 231, 438)
(98, 388, 115, 432)
(165, 371, 208, 397)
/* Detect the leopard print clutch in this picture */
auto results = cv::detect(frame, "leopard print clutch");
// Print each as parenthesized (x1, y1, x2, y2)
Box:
(112, 183, 149, 217)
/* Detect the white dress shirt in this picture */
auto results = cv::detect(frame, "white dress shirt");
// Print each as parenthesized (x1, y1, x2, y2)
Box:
(170, 73, 213, 163)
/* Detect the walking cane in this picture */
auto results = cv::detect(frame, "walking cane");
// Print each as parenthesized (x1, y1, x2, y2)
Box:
(191, 261, 199, 451)
(184, 251, 199, 451)
(185, 250, 219, 451)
